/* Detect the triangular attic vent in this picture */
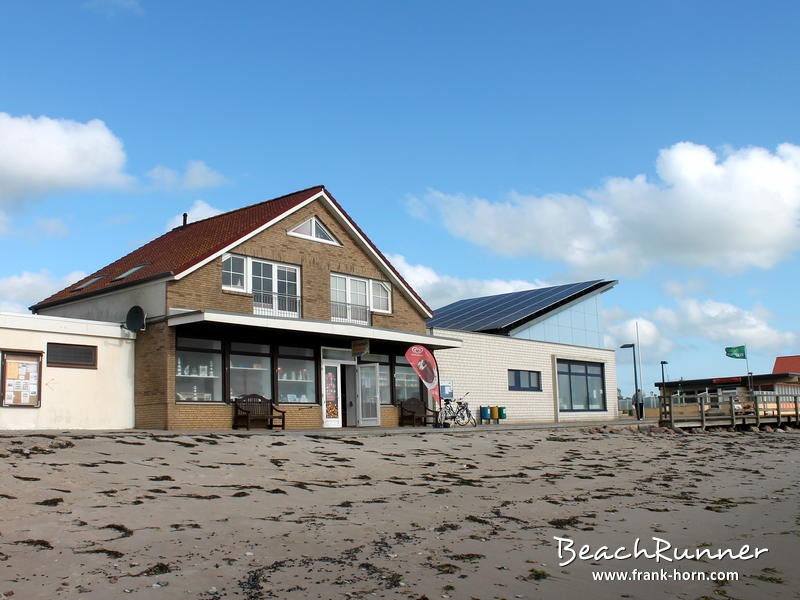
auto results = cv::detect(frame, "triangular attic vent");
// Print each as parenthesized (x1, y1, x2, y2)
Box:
(289, 217, 339, 245)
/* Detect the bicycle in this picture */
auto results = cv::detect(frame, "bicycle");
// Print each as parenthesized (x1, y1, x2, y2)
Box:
(438, 392, 477, 427)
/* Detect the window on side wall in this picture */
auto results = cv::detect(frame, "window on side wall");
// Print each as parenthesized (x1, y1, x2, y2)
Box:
(46, 343, 97, 369)
(557, 359, 605, 411)
(508, 369, 541, 391)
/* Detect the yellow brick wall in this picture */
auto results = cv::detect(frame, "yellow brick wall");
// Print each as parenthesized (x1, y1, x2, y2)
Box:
(134, 321, 171, 429)
(172, 403, 234, 429)
(381, 405, 400, 427)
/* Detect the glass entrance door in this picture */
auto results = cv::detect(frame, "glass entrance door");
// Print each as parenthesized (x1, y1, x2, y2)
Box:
(322, 363, 342, 428)
(357, 363, 381, 427)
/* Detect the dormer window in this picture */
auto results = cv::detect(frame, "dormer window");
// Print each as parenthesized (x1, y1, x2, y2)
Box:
(288, 217, 339, 246)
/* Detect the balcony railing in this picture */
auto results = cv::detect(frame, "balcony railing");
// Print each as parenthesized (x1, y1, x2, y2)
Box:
(331, 301, 371, 325)
(254, 292, 301, 318)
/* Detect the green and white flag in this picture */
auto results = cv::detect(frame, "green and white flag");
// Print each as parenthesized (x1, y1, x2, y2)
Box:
(725, 345, 747, 359)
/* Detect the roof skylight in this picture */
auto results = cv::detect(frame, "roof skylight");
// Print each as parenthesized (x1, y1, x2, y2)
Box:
(71, 275, 105, 292)
(112, 264, 149, 282)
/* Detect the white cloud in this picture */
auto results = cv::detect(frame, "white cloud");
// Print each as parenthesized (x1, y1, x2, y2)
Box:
(671, 298, 796, 350)
(410, 142, 800, 276)
(166, 200, 223, 230)
(606, 317, 674, 357)
(0, 270, 87, 314)
(0, 113, 132, 205)
(148, 160, 226, 191)
(387, 254, 547, 309)
(662, 277, 708, 298)
(83, 0, 143, 15)
(607, 297, 796, 359)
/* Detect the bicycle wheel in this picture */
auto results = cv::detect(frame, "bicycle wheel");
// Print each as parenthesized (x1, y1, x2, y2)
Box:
(455, 409, 469, 426)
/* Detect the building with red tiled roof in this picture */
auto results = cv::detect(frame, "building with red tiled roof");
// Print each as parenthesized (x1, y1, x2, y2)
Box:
(32, 186, 459, 430)
(773, 355, 800, 374)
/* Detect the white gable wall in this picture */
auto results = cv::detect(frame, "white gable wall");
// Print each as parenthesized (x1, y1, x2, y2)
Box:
(34, 279, 168, 322)
(0, 313, 135, 430)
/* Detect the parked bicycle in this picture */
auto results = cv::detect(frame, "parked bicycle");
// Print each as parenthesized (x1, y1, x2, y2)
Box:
(438, 392, 477, 427)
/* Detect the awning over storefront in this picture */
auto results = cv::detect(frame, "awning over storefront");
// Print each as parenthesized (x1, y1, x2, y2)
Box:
(166, 309, 462, 350)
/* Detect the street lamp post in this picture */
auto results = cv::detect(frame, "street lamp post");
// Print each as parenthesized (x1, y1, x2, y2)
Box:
(620, 343, 640, 420)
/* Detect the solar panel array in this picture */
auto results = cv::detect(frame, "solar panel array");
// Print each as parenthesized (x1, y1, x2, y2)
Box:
(426, 280, 613, 332)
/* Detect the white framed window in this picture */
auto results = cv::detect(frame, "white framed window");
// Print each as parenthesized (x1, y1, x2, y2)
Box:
(330, 273, 392, 323)
(288, 217, 340, 246)
(221, 254, 301, 316)
(222, 255, 246, 291)
(371, 280, 391, 313)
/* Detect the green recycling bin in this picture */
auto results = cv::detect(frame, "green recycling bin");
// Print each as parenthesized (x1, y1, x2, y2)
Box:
(480, 406, 491, 420)
(498, 406, 507, 419)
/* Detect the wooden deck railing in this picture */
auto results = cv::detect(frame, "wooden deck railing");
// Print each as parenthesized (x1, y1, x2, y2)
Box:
(659, 391, 800, 429)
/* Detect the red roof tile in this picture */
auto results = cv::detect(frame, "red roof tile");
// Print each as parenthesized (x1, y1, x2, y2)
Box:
(33, 186, 323, 310)
(773, 355, 800, 374)
(32, 186, 433, 316)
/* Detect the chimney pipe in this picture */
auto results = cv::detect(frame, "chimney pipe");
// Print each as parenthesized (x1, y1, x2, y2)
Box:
(182, 212, 188, 227)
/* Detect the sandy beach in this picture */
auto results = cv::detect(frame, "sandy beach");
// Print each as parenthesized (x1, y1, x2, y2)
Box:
(1, 425, 798, 599)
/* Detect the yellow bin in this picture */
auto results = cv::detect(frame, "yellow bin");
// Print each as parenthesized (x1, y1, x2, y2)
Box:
(489, 406, 500, 419)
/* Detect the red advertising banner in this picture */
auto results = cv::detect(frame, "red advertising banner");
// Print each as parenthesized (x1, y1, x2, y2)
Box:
(405, 345, 440, 406)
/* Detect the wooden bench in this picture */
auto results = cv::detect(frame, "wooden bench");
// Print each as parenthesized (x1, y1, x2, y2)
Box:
(399, 399, 439, 427)
(228, 394, 286, 430)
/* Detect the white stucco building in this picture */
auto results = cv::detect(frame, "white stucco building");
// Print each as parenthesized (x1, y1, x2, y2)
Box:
(0, 312, 136, 430)
(429, 280, 619, 424)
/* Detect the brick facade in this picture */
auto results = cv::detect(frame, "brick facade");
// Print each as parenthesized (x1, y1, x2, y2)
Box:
(138, 197, 429, 430)
(167, 199, 427, 333)
(134, 321, 172, 429)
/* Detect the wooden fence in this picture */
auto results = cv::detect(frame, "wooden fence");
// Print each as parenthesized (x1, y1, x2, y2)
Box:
(659, 391, 800, 429)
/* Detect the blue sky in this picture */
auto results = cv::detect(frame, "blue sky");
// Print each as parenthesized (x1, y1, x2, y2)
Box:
(1, 0, 799, 395)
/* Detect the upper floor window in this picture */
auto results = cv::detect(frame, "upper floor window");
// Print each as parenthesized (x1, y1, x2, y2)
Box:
(221, 254, 301, 317)
(371, 281, 391, 313)
(288, 217, 340, 246)
(222, 255, 246, 291)
(330, 274, 392, 324)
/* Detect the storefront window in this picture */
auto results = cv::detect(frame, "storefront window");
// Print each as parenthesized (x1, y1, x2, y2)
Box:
(230, 354, 271, 400)
(394, 364, 420, 405)
(557, 359, 605, 411)
(176, 349, 222, 402)
(279, 346, 314, 358)
(277, 356, 315, 403)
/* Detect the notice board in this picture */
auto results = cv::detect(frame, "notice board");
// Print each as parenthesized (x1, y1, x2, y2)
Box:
(2, 351, 42, 408)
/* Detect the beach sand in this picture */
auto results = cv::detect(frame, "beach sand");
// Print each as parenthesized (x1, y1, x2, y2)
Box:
(1, 425, 798, 599)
